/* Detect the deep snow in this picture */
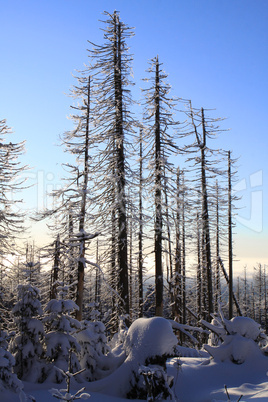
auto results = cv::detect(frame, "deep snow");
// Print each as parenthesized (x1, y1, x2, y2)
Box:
(2, 315, 268, 401)
(3, 357, 268, 402)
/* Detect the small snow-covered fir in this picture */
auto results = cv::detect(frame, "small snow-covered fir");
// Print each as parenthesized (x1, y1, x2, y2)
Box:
(76, 318, 111, 381)
(0, 342, 23, 394)
(43, 284, 81, 383)
(9, 283, 46, 382)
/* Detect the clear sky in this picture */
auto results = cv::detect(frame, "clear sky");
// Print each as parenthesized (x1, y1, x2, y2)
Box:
(1, 0, 268, 275)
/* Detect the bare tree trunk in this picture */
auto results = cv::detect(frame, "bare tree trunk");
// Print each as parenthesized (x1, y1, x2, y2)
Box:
(51, 234, 60, 300)
(129, 205, 133, 322)
(68, 211, 76, 300)
(201, 227, 207, 319)
(114, 15, 129, 315)
(163, 166, 173, 282)
(219, 257, 242, 316)
(76, 77, 90, 321)
(196, 212, 202, 318)
(154, 56, 163, 317)
(258, 263, 262, 325)
(228, 150, 233, 319)
(251, 283, 255, 321)
(237, 276, 240, 303)
(138, 130, 143, 317)
(215, 181, 221, 311)
(243, 266, 248, 316)
(111, 135, 117, 308)
(163, 163, 174, 318)
(201, 108, 213, 320)
(95, 239, 100, 305)
(182, 173, 186, 324)
(264, 265, 268, 332)
(174, 168, 182, 320)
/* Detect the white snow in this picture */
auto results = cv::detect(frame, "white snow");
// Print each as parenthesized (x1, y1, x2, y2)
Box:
(167, 352, 268, 402)
(77, 317, 178, 398)
(205, 333, 263, 364)
(124, 316, 178, 360)
(224, 316, 262, 340)
(2, 315, 268, 401)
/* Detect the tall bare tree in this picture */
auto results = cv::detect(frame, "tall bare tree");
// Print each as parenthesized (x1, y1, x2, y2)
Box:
(138, 129, 144, 317)
(86, 11, 135, 316)
(0, 119, 27, 254)
(185, 104, 227, 321)
(228, 150, 233, 319)
(142, 56, 179, 316)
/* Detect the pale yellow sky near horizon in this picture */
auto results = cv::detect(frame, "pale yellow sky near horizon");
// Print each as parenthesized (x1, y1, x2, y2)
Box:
(19, 218, 268, 280)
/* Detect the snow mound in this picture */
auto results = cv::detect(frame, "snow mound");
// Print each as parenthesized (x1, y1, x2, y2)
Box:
(205, 333, 263, 364)
(175, 345, 208, 358)
(225, 316, 261, 340)
(203, 311, 267, 365)
(124, 317, 178, 361)
(87, 317, 178, 398)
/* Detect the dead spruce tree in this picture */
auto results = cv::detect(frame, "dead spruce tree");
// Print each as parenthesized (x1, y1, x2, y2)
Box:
(184, 104, 226, 321)
(38, 11, 135, 323)
(58, 75, 99, 320)
(173, 167, 188, 323)
(225, 150, 240, 318)
(36, 75, 98, 320)
(86, 11, 136, 318)
(138, 128, 144, 318)
(142, 56, 180, 316)
(0, 119, 27, 254)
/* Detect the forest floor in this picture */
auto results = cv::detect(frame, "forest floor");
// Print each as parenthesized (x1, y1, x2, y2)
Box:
(2, 354, 268, 401)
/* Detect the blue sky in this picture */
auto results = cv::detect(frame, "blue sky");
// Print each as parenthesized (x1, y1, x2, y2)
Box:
(1, 0, 268, 273)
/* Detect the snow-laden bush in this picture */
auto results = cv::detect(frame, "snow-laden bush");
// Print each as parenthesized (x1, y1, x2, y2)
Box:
(9, 283, 46, 382)
(136, 364, 175, 401)
(49, 362, 91, 401)
(124, 317, 178, 362)
(43, 284, 81, 383)
(0, 283, 12, 333)
(86, 316, 178, 399)
(125, 317, 177, 399)
(0, 327, 11, 350)
(108, 314, 128, 350)
(202, 308, 268, 364)
(0, 330, 23, 394)
(76, 318, 111, 381)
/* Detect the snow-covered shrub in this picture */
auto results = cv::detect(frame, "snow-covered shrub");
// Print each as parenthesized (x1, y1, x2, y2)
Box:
(125, 317, 177, 399)
(9, 283, 46, 382)
(0, 326, 22, 393)
(85, 317, 178, 399)
(108, 314, 128, 350)
(84, 302, 101, 321)
(50, 385, 90, 401)
(0, 327, 12, 350)
(124, 317, 178, 362)
(0, 283, 12, 333)
(43, 284, 81, 383)
(202, 308, 268, 364)
(76, 318, 111, 381)
(133, 364, 175, 401)
(49, 360, 90, 401)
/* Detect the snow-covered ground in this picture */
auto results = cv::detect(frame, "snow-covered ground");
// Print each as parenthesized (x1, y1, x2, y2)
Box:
(168, 355, 268, 401)
(2, 315, 268, 401)
(3, 355, 268, 402)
